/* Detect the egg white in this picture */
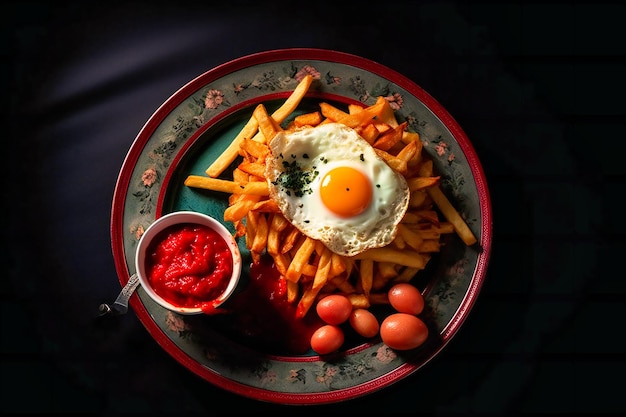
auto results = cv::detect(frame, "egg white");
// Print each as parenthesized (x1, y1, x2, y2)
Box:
(265, 123, 409, 257)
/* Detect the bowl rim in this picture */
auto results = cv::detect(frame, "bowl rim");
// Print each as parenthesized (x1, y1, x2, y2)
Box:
(134, 210, 243, 315)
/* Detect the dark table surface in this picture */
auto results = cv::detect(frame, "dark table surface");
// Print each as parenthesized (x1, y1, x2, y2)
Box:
(4, 1, 625, 414)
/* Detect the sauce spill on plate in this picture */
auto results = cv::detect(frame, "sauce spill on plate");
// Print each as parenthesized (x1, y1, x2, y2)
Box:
(217, 255, 324, 355)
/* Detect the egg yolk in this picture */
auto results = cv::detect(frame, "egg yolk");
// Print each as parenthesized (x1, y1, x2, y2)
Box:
(320, 166, 373, 217)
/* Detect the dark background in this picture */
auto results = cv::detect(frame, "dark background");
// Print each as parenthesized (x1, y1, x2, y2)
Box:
(3, 0, 624, 414)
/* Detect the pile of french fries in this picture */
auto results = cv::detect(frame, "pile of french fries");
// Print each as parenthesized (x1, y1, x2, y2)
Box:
(184, 74, 477, 319)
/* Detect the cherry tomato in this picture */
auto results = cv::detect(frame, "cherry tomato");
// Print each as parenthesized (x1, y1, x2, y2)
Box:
(380, 313, 428, 350)
(315, 294, 353, 325)
(310, 324, 344, 355)
(349, 308, 379, 338)
(388, 283, 425, 315)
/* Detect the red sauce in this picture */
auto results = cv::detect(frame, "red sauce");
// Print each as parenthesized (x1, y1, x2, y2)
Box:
(218, 255, 323, 355)
(145, 222, 233, 312)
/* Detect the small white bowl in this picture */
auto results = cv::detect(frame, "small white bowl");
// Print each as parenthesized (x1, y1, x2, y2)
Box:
(135, 211, 242, 315)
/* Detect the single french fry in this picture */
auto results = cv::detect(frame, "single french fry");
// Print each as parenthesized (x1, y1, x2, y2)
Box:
(184, 175, 269, 196)
(233, 220, 246, 238)
(368, 292, 390, 305)
(373, 121, 407, 151)
(401, 130, 420, 144)
(330, 252, 347, 277)
(400, 211, 420, 224)
(374, 148, 408, 174)
(348, 103, 364, 114)
(287, 279, 299, 303)
(414, 229, 441, 241)
(240, 137, 269, 160)
(336, 98, 386, 128)
(251, 198, 280, 213)
(418, 159, 434, 177)
(372, 266, 399, 291)
(377, 97, 399, 127)
(396, 140, 418, 163)
(251, 213, 269, 254)
(407, 224, 455, 240)
(359, 258, 374, 297)
(437, 222, 456, 234)
(347, 293, 370, 309)
(313, 239, 326, 256)
(377, 261, 398, 280)
(386, 141, 408, 156)
(285, 236, 316, 282)
(223, 196, 262, 222)
(359, 123, 380, 144)
(244, 210, 257, 250)
(253, 103, 281, 143)
(402, 210, 440, 225)
(409, 190, 429, 208)
(405, 135, 423, 167)
(294, 111, 323, 127)
(418, 239, 441, 253)
(393, 266, 420, 284)
(295, 283, 324, 319)
(267, 213, 289, 255)
(330, 275, 356, 294)
(228, 192, 246, 206)
(271, 213, 290, 232)
(319, 102, 349, 121)
(372, 273, 389, 291)
(351, 247, 430, 269)
(231, 181, 270, 196)
(281, 226, 301, 254)
(274, 253, 291, 275)
(397, 223, 425, 251)
(288, 234, 306, 256)
(232, 167, 249, 183)
(407, 176, 440, 192)
(267, 228, 281, 256)
(392, 229, 407, 250)
(301, 263, 318, 278)
(374, 122, 392, 134)
(312, 247, 333, 290)
(427, 185, 477, 246)
(237, 161, 266, 178)
(344, 258, 355, 278)
(270, 74, 313, 123)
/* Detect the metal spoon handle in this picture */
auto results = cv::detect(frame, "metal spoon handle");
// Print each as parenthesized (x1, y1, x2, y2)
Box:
(98, 273, 140, 316)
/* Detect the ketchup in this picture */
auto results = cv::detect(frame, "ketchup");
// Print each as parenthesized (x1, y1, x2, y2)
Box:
(145, 223, 233, 311)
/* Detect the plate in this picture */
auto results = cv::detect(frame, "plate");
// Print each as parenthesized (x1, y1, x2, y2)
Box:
(110, 48, 492, 404)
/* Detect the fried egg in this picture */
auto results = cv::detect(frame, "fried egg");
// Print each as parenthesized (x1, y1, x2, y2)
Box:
(265, 122, 410, 257)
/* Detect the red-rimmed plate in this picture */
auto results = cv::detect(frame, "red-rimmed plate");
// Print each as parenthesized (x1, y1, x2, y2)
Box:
(110, 48, 492, 405)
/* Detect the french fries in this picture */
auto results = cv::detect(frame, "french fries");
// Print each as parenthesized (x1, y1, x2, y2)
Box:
(205, 74, 313, 178)
(427, 185, 478, 246)
(184, 75, 477, 319)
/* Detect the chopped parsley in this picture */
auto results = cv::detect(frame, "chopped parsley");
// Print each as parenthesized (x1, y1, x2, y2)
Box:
(272, 154, 320, 197)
